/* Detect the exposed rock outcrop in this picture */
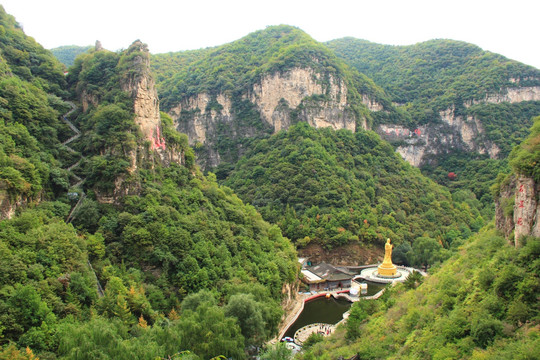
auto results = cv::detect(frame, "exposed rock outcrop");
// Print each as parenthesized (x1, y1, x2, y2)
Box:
(170, 67, 363, 168)
(80, 89, 99, 112)
(465, 86, 540, 107)
(496, 175, 540, 247)
(0, 182, 32, 219)
(297, 243, 383, 266)
(376, 88, 540, 167)
(78, 41, 187, 203)
(248, 68, 354, 132)
(377, 121, 482, 168)
(362, 94, 384, 111)
(120, 41, 161, 160)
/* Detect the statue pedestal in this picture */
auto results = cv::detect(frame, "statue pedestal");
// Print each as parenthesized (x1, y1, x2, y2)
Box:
(377, 263, 397, 277)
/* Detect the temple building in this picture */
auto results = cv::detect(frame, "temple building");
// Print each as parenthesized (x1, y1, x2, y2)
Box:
(300, 262, 354, 292)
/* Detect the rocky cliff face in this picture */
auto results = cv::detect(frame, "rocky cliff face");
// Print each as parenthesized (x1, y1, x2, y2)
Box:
(0, 183, 32, 219)
(248, 68, 355, 132)
(85, 41, 186, 203)
(378, 107, 500, 167)
(465, 86, 540, 107)
(297, 243, 383, 266)
(377, 86, 540, 167)
(170, 67, 374, 168)
(120, 41, 161, 148)
(496, 175, 540, 247)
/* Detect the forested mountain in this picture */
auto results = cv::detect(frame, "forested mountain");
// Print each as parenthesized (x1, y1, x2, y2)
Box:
(327, 37, 540, 216)
(224, 123, 484, 266)
(298, 120, 540, 360)
(326, 38, 540, 126)
(152, 25, 407, 169)
(0, 5, 72, 218)
(2, 4, 539, 358)
(151, 31, 539, 222)
(0, 7, 297, 359)
(50, 45, 92, 68)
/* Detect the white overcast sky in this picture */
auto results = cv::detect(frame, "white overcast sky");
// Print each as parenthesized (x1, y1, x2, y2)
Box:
(2, 0, 539, 69)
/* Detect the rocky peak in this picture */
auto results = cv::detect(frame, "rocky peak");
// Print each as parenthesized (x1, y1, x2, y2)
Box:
(119, 41, 169, 160)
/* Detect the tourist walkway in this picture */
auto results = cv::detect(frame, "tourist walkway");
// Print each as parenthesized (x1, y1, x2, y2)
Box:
(60, 102, 103, 298)
(294, 323, 336, 345)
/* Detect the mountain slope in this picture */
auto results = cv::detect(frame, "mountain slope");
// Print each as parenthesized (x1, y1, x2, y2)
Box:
(50, 45, 92, 67)
(152, 25, 405, 169)
(327, 37, 540, 217)
(224, 123, 484, 267)
(326, 37, 540, 162)
(327, 38, 540, 116)
(0, 5, 74, 218)
(298, 121, 540, 360)
(0, 8, 298, 359)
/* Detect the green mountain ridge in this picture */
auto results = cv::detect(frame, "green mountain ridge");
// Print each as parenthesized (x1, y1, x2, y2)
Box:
(0, 7, 538, 359)
(326, 37, 540, 110)
(151, 25, 409, 169)
(50, 45, 93, 68)
(325, 36, 540, 158)
(154, 25, 392, 114)
(326, 37, 540, 216)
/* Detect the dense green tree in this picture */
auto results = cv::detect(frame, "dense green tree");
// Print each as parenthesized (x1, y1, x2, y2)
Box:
(298, 231, 540, 360)
(411, 236, 448, 270)
(507, 116, 540, 182)
(224, 293, 266, 345)
(50, 45, 92, 67)
(176, 302, 246, 360)
(56, 316, 187, 360)
(224, 123, 482, 255)
(259, 343, 293, 360)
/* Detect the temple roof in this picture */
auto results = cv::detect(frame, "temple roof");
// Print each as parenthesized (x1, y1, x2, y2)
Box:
(307, 262, 354, 282)
(301, 269, 324, 283)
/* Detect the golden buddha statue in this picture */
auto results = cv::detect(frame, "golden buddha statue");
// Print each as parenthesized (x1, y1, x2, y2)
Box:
(377, 238, 397, 277)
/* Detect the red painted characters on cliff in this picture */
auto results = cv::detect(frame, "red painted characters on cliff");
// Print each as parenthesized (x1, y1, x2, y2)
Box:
(150, 125, 166, 150)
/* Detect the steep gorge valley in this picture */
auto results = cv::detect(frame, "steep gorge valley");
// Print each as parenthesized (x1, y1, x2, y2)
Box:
(1, 7, 539, 359)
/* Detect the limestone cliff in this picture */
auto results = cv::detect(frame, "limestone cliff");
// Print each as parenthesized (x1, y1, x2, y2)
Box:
(248, 68, 355, 132)
(495, 175, 540, 247)
(0, 183, 32, 219)
(120, 41, 161, 148)
(170, 67, 375, 168)
(378, 107, 500, 167)
(377, 86, 540, 167)
(465, 86, 540, 107)
(297, 243, 383, 266)
(79, 41, 187, 203)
